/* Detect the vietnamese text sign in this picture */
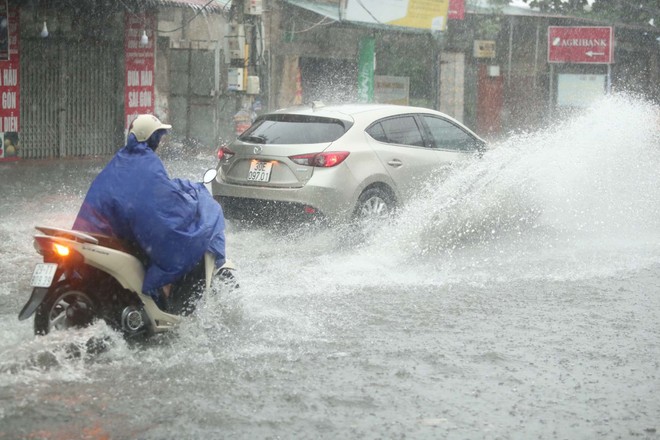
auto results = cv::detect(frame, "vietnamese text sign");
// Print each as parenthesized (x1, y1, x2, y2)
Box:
(345, 0, 449, 32)
(473, 40, 496, 58)
(0, 4, 19, 161)
(124, 12, 156, 129)
(548, 26, 614, 64)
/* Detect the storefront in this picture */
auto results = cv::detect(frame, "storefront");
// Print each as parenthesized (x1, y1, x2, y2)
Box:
(8, 0, 230, 160)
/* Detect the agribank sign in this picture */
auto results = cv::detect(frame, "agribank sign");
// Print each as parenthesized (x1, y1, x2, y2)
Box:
(345, 0, 449, 31)
(548, 26, 614, 64)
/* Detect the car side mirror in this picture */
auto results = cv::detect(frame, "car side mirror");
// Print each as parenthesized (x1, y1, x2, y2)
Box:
(203, 168, 218, 184)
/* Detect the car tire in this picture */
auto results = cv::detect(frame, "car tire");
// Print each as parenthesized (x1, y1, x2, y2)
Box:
(354, 187, 395, 221)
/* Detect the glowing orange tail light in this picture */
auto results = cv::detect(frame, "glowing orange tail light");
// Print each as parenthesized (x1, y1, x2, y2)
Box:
(53, 244, 70, 256)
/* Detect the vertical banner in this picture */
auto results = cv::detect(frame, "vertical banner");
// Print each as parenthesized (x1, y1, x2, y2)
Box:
(0, 3, 19, 161)
(124, 12, 156, 131)
(357, 36, 375, 103)
(448, 0, 465, 20)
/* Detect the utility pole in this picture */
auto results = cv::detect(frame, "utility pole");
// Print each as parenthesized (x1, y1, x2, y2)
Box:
(432, 31, 445, 111)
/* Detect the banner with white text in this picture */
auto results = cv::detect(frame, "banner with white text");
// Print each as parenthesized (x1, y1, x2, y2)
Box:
(0, 3, 19, 161)
(124, 12, 156, 131)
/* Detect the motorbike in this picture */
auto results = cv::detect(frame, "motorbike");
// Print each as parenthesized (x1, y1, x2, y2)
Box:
(18, 169, 235, 339)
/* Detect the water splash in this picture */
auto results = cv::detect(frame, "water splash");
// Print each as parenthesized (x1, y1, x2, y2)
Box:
(353, 94, 660, 282)
(3, 94, 657, 378)
(0, 322, 131, 385)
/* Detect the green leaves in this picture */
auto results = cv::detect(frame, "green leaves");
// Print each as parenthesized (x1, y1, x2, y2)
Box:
(520, 0, 660, 27)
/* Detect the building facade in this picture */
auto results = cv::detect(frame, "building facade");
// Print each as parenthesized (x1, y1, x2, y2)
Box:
(4, 0, 233, 161)
(2, 0, 658, 161)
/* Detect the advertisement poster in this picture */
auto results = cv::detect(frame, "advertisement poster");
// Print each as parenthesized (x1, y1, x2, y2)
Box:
(0, 2, 19, 162)
(345, 0, 449, 32)
(124, 12, 156, 130)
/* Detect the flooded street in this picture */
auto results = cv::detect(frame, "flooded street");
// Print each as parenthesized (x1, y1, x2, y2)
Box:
(1, 95, 659, 439)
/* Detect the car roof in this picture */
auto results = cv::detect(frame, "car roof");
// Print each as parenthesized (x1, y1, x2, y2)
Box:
(268, 103, 483, 140)
(271, 103, 443, 119)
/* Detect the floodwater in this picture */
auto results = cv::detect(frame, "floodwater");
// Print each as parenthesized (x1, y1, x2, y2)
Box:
(0, 94, 659, 439)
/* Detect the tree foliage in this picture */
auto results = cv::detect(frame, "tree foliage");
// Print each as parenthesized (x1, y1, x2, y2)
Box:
(522, 0, 660, 27)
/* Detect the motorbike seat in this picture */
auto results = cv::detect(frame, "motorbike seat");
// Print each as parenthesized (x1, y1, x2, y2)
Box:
(88, 233, 146, 261)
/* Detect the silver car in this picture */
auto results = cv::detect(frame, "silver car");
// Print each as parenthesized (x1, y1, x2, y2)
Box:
(212, 104, 485, 224)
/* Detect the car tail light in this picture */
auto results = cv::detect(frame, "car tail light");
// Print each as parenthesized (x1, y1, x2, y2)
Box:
(289, 151, 350, 168)
(217, 146, 235, 161)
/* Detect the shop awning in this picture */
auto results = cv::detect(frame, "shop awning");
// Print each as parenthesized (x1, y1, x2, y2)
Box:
(282, 0, 342, 21)
(282, 0, 547, 21)
(145, 0, 231, 11)
(281, 0, 432, 34)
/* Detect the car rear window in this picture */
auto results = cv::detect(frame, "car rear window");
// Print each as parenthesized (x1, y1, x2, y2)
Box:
(239, 115, 350, 144)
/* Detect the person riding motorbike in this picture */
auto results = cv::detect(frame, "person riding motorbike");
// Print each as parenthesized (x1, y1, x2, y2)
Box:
(72, 114, 226, 313)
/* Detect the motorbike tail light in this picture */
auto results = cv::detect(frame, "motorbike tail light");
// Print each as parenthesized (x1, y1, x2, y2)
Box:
(217, 146, 235, 161)
(289, 151, 350, 168)
(53, 244, 70, 257)
(34, 236, 82, 265)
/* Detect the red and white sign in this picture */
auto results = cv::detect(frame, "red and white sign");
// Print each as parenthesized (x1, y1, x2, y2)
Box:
(124, 12, 156, 130)
(548, 26, 614, 64)
(0, 5, 19, 161)
(448, 0, 465, 20)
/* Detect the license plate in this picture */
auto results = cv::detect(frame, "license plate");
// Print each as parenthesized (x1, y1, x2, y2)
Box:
(247, 160, 273, 182)
(31, 263, 58, 288)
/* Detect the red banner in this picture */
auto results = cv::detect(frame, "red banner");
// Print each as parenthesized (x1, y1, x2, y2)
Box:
(124, 12, 156, 130)
(448, 0, 465, 20)
(548, 26, 614, 64)
(0, 4, 19, 161)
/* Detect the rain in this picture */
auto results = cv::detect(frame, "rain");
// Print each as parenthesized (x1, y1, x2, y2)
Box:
(1, 0, 660, 438)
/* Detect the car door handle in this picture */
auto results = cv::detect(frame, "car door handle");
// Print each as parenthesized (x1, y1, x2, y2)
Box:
(387, 159, 403, 168)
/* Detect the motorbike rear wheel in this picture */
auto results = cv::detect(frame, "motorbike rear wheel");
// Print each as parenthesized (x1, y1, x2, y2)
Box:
(34, 285, 98, 336)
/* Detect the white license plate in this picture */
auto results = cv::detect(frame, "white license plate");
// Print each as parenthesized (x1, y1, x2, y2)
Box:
(247, 160, 273, 182)
(31, 263, 58, 288)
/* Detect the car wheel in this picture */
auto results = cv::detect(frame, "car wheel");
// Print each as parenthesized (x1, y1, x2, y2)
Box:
(354, 188, 395, 221)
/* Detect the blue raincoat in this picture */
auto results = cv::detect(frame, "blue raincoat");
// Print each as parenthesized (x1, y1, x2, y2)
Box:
(73, 134, 226, 295)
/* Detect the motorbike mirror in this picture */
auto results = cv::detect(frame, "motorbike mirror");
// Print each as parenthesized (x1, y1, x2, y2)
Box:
(203, 168, 218, 184)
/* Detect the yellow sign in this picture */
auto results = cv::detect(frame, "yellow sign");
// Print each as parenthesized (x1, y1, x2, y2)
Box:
(345, 0, 449, 32)
(473, 40, 496, 58)
(389, 0, 449, 31)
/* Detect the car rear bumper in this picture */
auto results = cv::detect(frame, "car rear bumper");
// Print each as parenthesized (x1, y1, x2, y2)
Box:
(216, 196, 327, 224)
(212, 176, 357, 224)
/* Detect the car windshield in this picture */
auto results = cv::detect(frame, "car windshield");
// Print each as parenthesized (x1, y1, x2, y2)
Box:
(238, 115, 350, 144)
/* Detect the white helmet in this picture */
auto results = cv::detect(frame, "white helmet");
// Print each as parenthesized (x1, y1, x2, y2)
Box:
(129, 114, 172, 142)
